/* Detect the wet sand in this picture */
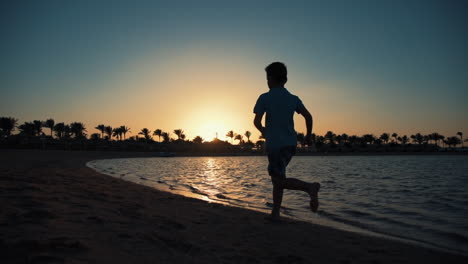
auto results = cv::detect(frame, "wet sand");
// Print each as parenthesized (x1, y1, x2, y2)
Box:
(1, 149, 466, 263)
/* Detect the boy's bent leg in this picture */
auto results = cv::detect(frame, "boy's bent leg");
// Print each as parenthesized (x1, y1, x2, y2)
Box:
(283, 178, 311, 191)
(283, 178, 320, 212)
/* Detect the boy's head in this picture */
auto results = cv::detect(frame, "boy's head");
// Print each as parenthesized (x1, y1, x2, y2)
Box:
(265, 62, 287, 88)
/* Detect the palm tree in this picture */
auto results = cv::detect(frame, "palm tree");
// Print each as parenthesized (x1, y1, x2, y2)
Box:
(90, 133, 100, 141)
(439, 135, 446, 147)
(324, 131, 335, 144)
(53, 122, 66, 139)
(244, 131, 252, 143)
(63, 124, 71, 139)
(154, 129, 162, 142)
(33, 120, 43, 136)
(411, 133, 424, 144)
(457, 132, 463, 147)
(18, 122, 35, 136)
(379, 133, 389, 144)
(445, 136, 461, 148)
(70, 122, 86, 139)
(340, 133, 348, 144)
(401, 135, 409, 145)
(429, 132, 440, 146)
(112, 127, 122, 140)
(95, 124, 106, 139)
(335, 134, 343, 145)
(193, 136, 203, 144)
(348, 135, 358, 146)
(139, 128, 152, 142)
(234, 134, 243, 144)
(226, 130, 235, 143)
(0, 117, 17, 137)
(391, 133, 398, 144)
(162, 132, 170, 143)
(104, 126, 113, 140)
(173, 129, 184, 140)
(43, 119, 55, 137)
(120, 125, 131, 140)
(362, 134, 376, 144)
(297, 133, 305, 147)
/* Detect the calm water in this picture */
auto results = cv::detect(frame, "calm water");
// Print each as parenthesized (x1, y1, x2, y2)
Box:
(87, 155, 468, 254)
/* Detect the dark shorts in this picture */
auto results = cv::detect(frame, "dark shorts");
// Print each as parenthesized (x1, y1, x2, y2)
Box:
(267, 146, 296, 179)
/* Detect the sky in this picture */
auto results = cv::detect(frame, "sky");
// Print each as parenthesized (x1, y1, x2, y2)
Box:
(1, 0, 467, 141)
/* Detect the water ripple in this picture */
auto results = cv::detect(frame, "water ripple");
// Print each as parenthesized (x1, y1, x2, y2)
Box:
(88, 155, 468, 255)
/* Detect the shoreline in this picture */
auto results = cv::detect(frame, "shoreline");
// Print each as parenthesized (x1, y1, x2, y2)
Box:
(86, 155, 468, 257)
(1, 147, 467, 158)
(1, 149, 467, 263)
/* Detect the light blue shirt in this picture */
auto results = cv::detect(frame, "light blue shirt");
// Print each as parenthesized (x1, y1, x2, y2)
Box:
(253, 87, 304, 150)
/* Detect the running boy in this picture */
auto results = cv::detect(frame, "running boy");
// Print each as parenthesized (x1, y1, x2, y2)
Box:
(253, 62, 320, 219)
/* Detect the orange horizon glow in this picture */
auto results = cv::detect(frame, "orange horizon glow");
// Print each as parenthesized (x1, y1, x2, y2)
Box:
(5, 45, 466, 141)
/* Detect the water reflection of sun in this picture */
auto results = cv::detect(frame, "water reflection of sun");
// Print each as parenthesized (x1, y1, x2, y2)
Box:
(204, 158, 222, 189)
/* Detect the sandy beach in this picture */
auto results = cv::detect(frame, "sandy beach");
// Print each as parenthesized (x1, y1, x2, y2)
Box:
(1, 149, 466, 264)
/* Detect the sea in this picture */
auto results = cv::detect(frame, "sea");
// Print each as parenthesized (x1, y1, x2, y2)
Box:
(87, 155, 468, 255)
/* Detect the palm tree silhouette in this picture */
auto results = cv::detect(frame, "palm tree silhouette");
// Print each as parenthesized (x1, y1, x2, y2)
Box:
(104, 126, 113, 141)
(362, 134, 376, 144)
(234, 134, 243, 144)
(297, 133, 305, 147)
(173, 129, 184, 140)
(391, 133, 398, 144)
(226, 130, 234, 143)
(0, 117, 17, 137)
(139, 128, 152, 142)
(340, 133, 348, 144)
(33, 120, 43, 136)
(324, 131, 335, 145)
(244, 131, 252, 143)
(53, 122, 66, 139)
(457, 132, 463, 147)
(112, 127, 122, 140)
(63, 124, 71, 139)
(401, 135, 409, 145)
(43, 119, 55, 137)
(379, 133, 389, 144)
(439, 135, 445, 147)
(429, 132, 439, 146)
(411, 133, 424, 144)
(162, 132, 170, 143)
(154, 129, 162, 142)
(120, 125, 131, 140)
(19, 122, 35, 136)
(193, 136, 203, 144)
(70, 122, 86, 139)
(95, 124, 106, 139)
(446, 136, 461, 148)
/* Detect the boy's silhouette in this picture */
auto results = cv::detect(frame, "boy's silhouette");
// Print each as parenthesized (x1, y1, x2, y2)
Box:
(253, 62, 320, 220)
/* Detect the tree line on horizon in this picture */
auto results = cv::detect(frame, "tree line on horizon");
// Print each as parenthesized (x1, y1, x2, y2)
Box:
(0, 116, 465, 149)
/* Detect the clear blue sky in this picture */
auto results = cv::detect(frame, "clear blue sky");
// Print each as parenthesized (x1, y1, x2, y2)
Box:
(1, 0, 467, 139)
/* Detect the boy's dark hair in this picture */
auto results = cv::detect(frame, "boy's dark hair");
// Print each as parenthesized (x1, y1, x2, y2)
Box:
(265, 62, 287, 83)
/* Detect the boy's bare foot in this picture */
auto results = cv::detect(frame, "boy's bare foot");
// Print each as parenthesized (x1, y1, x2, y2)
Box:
(308, 182, 320, 212)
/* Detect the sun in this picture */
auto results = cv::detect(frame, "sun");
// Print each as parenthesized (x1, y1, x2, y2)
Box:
(195, 122, 229, 142)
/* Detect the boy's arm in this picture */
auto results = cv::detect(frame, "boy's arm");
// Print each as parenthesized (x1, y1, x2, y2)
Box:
(254, 113, 265, 137)
(297, 105, 313, 143)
